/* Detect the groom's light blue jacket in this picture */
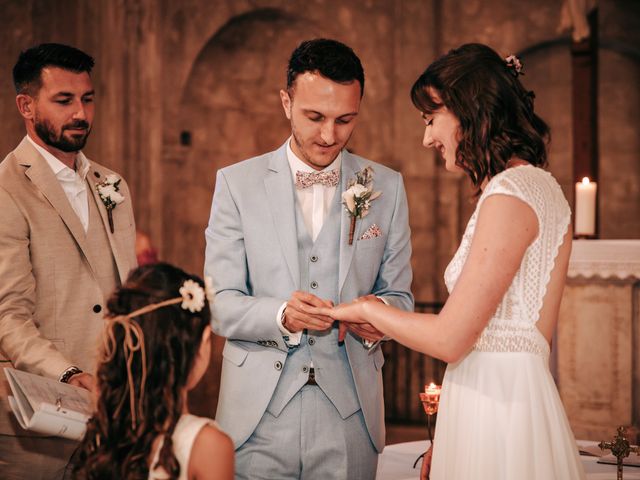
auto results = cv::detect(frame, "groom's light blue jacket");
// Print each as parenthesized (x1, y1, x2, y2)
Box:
(205, 142, 413, 452)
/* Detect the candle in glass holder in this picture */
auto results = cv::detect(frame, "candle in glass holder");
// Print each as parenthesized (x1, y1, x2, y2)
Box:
(575, 177, 597, 236)
(420, 382, 441, 415)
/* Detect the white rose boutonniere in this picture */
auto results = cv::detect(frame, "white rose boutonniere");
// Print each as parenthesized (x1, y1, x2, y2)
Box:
(96, 174, 125, 233)
(341, 166, 382, 245)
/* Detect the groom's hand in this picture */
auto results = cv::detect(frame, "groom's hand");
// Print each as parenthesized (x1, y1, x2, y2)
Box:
(421, 444, 433, 480)
(344, 322, 385, 342)
(283, 291, 334, 333)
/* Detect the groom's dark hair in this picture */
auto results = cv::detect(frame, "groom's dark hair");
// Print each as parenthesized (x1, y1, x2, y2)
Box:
(13, 43, 94, 95)
(287, 38, 365, 97)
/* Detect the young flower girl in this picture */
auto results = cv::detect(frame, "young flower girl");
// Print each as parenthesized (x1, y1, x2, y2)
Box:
(74, 263, 234, 480)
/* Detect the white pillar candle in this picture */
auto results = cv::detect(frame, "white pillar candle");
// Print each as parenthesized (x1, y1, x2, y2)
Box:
(575, 177, 597, 236)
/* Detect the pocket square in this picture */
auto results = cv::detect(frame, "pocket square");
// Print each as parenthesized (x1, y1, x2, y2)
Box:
(360, 224, 382, 240)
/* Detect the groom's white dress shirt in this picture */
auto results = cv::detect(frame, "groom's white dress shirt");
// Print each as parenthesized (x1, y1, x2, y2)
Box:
(26, 135, 90, 232)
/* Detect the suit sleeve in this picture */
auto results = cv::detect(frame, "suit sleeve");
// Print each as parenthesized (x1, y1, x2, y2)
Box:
(371, 173, 414, 312)
(204, 170, 288, 349)
(0, 186, 72, 378)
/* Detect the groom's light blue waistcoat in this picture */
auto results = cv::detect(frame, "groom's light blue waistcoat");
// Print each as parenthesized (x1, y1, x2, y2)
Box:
(267, 188, 360, 419)
(205, 142, 414, 453)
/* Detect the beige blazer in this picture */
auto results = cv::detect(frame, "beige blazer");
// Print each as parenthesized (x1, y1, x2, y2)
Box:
(0, 137, 137, 435)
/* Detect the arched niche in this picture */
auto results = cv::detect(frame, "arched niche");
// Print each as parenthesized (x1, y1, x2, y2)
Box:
(163, 8, 323, 275)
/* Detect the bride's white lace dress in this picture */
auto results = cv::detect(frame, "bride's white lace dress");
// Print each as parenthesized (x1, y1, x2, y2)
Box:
(430, 165, 586, 479)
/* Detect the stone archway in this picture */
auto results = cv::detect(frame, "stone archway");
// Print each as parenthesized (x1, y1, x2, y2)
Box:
(164, 8, 323, 275)
(166, 8, 323, 416)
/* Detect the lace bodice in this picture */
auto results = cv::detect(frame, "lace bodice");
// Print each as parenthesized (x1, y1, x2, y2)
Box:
(444, 165, 571, 356)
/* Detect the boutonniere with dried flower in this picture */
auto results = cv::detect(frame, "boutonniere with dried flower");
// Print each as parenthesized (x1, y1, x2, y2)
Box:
(96, 174, 125, 233)
(341, 166, 382, 245)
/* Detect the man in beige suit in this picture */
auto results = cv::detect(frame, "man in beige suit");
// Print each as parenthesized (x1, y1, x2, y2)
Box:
(0, 43, 137, 479)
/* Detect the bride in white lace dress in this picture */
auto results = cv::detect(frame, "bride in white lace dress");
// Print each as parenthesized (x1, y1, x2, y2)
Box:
(315, 43, 585, 479)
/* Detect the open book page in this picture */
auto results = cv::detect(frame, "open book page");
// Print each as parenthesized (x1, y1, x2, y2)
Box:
(4, 367, 92, 440)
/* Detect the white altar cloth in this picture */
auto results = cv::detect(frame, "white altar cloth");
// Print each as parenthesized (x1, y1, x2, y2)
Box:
(568, 239, 640, 279)
(376, 440, 640, 479)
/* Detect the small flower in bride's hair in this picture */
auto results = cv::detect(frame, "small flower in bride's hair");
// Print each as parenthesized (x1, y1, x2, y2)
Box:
(204, 276, 216, 303)
(179, 280, 206, 313)
(505, 55, 523, 77)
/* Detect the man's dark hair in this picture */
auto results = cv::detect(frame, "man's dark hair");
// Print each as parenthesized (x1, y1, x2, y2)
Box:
(13, 43, 95, 95)
(287, 38, 364, 97)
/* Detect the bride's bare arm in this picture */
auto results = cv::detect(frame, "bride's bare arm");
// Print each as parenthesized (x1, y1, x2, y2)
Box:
(325, 194, 538, 363)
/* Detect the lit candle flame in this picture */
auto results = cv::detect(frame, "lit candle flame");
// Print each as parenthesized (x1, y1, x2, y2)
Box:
(581, 177, 590, 185)
(425, 382, 440, 394)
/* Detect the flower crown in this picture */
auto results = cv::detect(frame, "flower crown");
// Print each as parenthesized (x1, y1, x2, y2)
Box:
(101, 277, 215, 429)
(505, 54, 523, 77)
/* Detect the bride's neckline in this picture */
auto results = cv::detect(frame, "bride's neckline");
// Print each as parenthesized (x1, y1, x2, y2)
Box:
(480, 160, 533, 190)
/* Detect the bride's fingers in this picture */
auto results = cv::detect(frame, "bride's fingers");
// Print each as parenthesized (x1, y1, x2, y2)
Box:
(304, 305, 333, 317)
(304, 303, 368, 323)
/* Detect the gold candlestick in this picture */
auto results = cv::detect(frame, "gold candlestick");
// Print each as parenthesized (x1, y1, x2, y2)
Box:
(413, 383, 441, 469)
(599, 426, 640, 480)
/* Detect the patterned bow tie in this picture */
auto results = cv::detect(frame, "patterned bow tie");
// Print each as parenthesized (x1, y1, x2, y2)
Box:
(295, 169, 340, 189)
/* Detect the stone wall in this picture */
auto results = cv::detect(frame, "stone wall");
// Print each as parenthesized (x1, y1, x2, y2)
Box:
(1, 0, 638, 424)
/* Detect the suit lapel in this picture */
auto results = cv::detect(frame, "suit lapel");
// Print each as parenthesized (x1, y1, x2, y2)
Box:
(338, 151, 365, 294)
(86, 170, 129, 283)
(18, 139, 99, 279)
(264, 144, 300, 289)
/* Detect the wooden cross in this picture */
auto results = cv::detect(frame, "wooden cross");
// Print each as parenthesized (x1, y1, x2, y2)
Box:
(599, 426, 640, 480)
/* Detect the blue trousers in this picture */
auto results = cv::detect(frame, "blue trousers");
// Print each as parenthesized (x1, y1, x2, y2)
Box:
(235, 385, 378, 479)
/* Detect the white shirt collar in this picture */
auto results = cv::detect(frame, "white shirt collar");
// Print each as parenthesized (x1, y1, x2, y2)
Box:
(286, 137, 341, 177)
(26, 134, 90, 181)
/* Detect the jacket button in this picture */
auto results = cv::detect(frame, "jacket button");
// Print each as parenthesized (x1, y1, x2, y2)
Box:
(310, 255, 318, 262)
(274, 361, 283, 371)
(93, 304, 102, 313)
(310, 281, 318, 289)
(308, 337, 316, 346)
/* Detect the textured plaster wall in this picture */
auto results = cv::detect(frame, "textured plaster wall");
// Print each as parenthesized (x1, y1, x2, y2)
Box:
(0, 0, 638, 421)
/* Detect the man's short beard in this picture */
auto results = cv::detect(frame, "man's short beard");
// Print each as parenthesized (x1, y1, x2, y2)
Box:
(34, 117, 90, 153)
(291, 127, 315, 166)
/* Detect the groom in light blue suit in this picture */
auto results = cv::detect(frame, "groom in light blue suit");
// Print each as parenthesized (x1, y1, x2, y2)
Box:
(205, 39, 413, 479)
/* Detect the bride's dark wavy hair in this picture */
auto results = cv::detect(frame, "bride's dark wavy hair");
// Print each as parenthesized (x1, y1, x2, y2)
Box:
(411, 43, 550, 192)
(74, 262, 211, 480)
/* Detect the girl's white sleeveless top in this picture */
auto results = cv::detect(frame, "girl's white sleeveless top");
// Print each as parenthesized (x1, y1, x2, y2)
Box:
(148, 414, 218, 480)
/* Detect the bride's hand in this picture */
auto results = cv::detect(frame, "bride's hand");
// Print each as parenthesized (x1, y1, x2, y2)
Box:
(420, 444, 433, 480)
(309, 301, 368, 323)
